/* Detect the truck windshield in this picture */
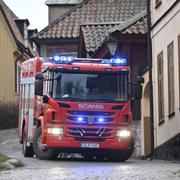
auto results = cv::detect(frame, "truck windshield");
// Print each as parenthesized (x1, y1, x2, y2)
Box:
(52, 72, 129, 102)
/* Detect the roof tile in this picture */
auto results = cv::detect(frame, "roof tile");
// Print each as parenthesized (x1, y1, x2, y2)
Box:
(37, 0, 146, 40)
(82, 12, 147, 52)
(0, 0, 35, 56)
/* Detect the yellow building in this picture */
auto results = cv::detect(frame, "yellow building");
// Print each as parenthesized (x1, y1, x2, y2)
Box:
(0, 0, 36, 129)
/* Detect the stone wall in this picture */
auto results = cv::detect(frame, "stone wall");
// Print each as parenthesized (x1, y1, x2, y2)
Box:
(131, 120, 141, 158)
(0, 102, 18, 130)
(154, 133, 180, 161)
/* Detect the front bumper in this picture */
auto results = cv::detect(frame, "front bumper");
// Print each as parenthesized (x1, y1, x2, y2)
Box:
(45, 134, 133, 151)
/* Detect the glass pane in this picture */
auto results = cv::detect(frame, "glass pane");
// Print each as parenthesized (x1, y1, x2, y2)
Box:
(52, 72, 129, 103)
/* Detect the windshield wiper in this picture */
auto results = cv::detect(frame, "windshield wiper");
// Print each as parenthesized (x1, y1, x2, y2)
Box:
(61, 96, 83, 102)
(89, 98, 127, 103)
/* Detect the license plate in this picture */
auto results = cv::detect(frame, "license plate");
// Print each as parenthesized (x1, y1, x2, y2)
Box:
(81, 143, 99, 148)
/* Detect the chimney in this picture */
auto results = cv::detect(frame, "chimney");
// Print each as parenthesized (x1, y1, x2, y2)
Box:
(45, 0, 83, 24)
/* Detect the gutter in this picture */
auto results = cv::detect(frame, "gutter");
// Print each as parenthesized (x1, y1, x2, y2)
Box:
(16, 40, 34, 58)
(147, 0, 154, 157)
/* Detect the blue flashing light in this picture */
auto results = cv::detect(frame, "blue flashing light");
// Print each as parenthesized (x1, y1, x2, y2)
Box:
(101, 58, 127, 66)
(110, 58, 127, 66)
(98, 118, 104, 122)
(54, 55, 61, 62)
(51, 56, 74, 64)
(116, 58, 126, 64)
(77, 117, 84, 122)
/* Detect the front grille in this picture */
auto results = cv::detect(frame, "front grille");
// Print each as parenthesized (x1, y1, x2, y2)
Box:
(67, 127, 113, 139)
(68, 116, 113, 123)
(67, 110, 114, 116)
(66, 111, 115, 142)
(67, 110, 115, 124)
(74, 137, 105, 142)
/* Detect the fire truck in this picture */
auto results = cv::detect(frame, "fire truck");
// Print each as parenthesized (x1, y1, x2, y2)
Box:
(18, 56, 143, 161)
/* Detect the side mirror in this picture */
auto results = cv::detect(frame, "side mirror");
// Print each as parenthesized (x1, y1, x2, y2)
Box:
(43, 95, 49, 104)
(35, 79, 43, 96)
(35, 72, 44, 80)
(137, 76, 144, 84)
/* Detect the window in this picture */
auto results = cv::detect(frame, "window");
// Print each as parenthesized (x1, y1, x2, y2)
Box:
(178, 36, 180, 108)
(15, 62, 21, 93)
(157, 52, 164, 124)
(167, 42, 175, 117)
(44, 70, 53, 95)
(155, 0, 162, 8)
(52, 71, 129, 102)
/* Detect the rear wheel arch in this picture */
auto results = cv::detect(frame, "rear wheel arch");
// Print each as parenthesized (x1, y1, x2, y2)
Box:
(33, 127, 59, 160)
(22, 122, 34, 157)
(20, 120, 26, 144)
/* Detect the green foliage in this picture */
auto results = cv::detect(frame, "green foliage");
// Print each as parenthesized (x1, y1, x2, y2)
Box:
(0, 153, 24, 171)
(0, 153, 10, 171)
(0, 153, 10, 163)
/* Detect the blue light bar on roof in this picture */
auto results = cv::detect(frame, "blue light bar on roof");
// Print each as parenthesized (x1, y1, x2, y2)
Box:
(50, 56, 74, 64)
(101, 58, 127, 66)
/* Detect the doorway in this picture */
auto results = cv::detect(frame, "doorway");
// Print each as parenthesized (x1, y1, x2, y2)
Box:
(143, 82, 151, 155)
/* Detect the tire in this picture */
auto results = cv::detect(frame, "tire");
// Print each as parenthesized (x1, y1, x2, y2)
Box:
(22, 128, 34, 157)
(83, 153, 95, 161)
(33, 127, 58, 160)
(110, 149, 133, 162)
(109, 140, 134, 162)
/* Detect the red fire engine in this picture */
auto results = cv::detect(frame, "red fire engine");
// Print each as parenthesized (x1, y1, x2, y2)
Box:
(18, 56, 143, 161)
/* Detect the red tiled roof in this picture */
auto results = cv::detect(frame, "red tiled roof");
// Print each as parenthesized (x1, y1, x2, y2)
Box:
(0, 0, 35, 56)
(46, 0, 83, 5)
(0, 1, 24, 44)
(81, 10, 147, 52)
(37, 0, 147, 40)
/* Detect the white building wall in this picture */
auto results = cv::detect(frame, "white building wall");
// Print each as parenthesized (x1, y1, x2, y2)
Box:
(151, 2, 180, 147)
(151, 0, 177, 24)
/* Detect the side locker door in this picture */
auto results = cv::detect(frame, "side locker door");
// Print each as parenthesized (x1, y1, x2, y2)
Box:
(24, 83, 29, 138)
(28, 83, 34, 141)
(19, 84, 25, 138)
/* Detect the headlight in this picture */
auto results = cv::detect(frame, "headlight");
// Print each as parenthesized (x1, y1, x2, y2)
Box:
(116, 130, 131, 138)
(47, 128, 63, 135)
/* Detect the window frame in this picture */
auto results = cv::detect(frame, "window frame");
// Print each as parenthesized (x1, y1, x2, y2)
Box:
(167, 41, 175, 118)
(15, 61, 21, 94)
(178, 35, 180, 109)
(157, 51, 165, 125)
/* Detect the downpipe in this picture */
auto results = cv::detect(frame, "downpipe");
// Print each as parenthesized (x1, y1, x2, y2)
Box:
(147, 0, 155, 157)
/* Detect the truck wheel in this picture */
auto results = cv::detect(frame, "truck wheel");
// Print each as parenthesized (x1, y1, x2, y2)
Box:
(110, 149, 133, 162)
(83, 153, 95, 161)
(33, 127, 58, 160)
(109, 141, 134, 162)
(22, 128, 34, 157)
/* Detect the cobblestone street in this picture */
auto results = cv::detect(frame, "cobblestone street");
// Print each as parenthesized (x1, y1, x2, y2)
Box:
(0, 129, 180, 180)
